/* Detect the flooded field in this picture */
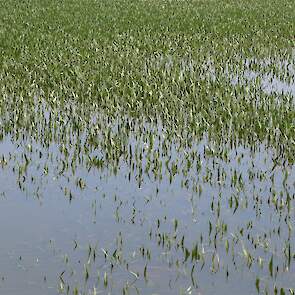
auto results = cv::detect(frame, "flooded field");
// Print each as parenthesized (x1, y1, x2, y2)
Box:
(0, 0, 294, 294)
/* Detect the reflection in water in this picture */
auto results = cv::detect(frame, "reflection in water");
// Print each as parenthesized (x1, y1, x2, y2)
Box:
(0, 124, 294, 294)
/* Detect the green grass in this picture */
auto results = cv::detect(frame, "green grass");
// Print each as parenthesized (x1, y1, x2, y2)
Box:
(0, 0, 294, 161)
